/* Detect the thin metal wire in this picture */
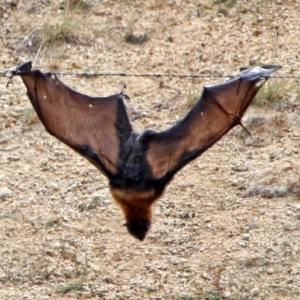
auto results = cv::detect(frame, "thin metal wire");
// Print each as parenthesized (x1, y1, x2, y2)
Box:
(55, 72, 230, 78)
(1, 70, 300, 79)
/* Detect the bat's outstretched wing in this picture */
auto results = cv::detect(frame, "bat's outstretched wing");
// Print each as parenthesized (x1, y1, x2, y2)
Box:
(14, 61, 133, 178)
(143, 66, 281, 181)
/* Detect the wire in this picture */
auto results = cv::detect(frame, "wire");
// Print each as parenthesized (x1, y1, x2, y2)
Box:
(1, 70, 300, 79)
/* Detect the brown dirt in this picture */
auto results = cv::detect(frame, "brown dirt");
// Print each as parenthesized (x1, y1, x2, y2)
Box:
(0, 0, 300, 299)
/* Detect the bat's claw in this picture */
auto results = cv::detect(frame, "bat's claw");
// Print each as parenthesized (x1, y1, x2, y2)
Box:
(6, 74, 14, 88)
(120, 85, 130, 102)
(6, 61, 33, 88)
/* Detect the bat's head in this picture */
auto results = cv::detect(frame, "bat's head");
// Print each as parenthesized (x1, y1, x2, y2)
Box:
(109, 186, 160, 241)
(124, 219, 151, 241)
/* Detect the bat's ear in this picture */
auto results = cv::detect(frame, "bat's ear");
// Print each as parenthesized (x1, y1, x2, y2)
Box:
(6, 61, 33, 87)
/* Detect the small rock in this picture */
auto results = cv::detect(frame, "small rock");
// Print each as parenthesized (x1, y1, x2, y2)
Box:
(200, 53, 208, 62)
(190, 10, 199, 19)
(6, 0, 19, 7)
(67, 293, 77, 298)
(257, 16, 264, 22)
(244, 184, 288, 198)
(218, 8, 228, 16)
(202, 273, 211, 280)
(0, 188, 11, 201)
(238, 241, 247, 247)
(82, 0, 98, 6)
(228, 7, 237, 17)
(204, 217, 211, 222)
(222, 291, 232, 298)
(242, 233, 250, 240)
(288, 113, 300, 126)
(251, 288, 260, 296)
(244, 137, 270, 147)
(248, 222, 259, 230)
(249, 58, 258, 66)
(5, 117, 17, 128)
(118, 265, 127, 271)
(7, 155, 20, 161)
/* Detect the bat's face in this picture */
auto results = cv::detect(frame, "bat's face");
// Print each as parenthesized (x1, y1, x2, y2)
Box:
(109, 186, 160, 240)
(124, 219, 151, 241)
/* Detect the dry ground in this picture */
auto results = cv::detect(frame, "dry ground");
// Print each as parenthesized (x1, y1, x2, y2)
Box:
(0, 0, 300, 299)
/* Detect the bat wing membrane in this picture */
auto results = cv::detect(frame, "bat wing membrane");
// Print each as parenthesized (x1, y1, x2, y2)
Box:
(143, 66, 280, 181)
(18, 67, 132, 178)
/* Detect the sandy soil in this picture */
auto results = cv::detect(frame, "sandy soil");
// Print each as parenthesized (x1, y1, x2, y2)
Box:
(0, 0, 300, 299)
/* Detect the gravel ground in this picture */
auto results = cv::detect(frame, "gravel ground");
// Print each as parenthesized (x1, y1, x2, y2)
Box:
(0, 0, 300, 299)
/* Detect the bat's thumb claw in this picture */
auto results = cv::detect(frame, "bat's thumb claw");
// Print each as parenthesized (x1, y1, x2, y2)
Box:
(6, 73, 14, 88)
(120, 85, 130, 102)
(6, 61, 33, 88)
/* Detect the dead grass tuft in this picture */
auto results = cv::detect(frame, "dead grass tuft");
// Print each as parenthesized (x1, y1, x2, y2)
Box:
(64, 0, 96, 10)
(38, 1, 85, 50)
(212, 0, 237, 8)
(186, 85, 201, 108)
(23, 107, 39, 125)
(18, 0, 90, 55)
(57, 282, 84, 294)
(254, 79, 299, 107)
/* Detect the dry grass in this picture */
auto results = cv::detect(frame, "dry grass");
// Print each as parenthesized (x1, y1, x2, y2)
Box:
(38, 2, 85, 49)
(21, 0, 92, 56)
(254, 79, 299, 107)
(57, 282, 85, 294)
(23, 107, 39, 124)
(212, 0, 237, 8)
(186, 85, 201, 108)
(186, 78, 296, 109)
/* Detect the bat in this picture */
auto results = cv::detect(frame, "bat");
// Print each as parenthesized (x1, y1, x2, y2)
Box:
(12, 62, 280, 240)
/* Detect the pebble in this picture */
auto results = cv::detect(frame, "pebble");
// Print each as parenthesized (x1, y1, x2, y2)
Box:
(67, 293, 77, 298)
(257, 16, 264, 22)
(238, 241, 247, 247)
(0, 188, 11, 201)
(251, 288, 260, 296)
(200, 53, 208, 62)
(222, 291, 232, 298)
(118, 265, 127, 271)
(244, 184, 288, 198)
(242, 233, 250, 241)
(248, 222, 259, 230)
(202, 273, 211, 280)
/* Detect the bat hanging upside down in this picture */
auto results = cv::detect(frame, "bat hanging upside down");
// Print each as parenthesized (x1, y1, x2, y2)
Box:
(12, 62, 280, 240)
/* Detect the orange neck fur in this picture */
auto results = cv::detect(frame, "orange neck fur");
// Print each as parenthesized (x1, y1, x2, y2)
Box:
(109, 186, 161, 222)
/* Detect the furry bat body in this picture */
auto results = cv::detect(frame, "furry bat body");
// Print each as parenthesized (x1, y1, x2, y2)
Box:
(13, 62, 280, 240)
